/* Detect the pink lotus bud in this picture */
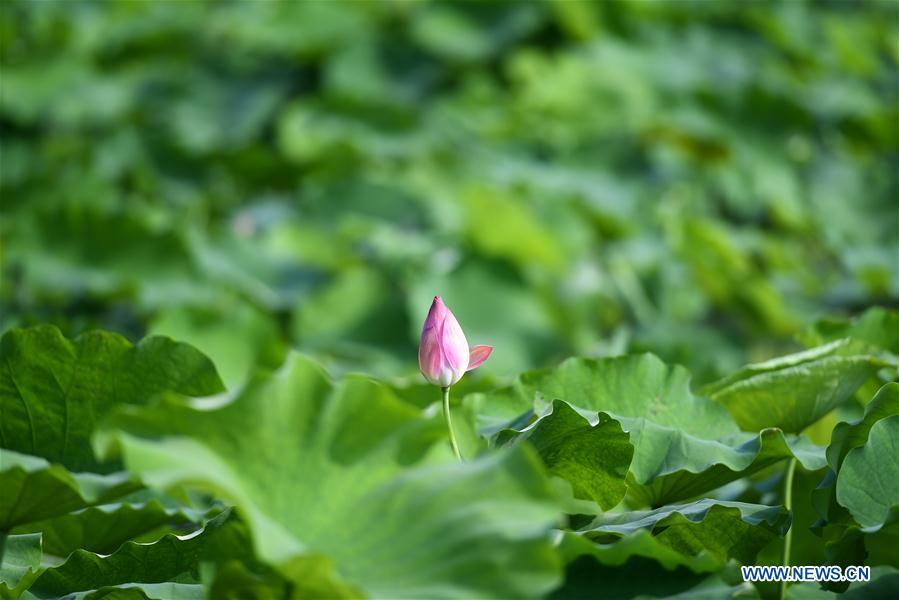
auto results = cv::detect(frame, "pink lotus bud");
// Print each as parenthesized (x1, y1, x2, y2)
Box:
(419, 296, 493, 387)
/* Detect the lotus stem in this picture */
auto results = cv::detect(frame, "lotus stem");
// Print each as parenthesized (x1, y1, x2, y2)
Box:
(781, 457, 798, 600)
(442, 386, 462, 461)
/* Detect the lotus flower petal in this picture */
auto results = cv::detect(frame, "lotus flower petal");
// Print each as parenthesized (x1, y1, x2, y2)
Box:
(440, 305, 469, 372)
(467, 345, 493, 371)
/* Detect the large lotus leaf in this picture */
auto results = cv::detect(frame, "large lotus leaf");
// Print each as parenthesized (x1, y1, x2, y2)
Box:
(0, 449, 138, 530)
(66, 583, 204, 600)
(817, 507, 899, 590)
(812, 385, 899, 536)
(13, 500, 210, 558)
(200, 509, 300, 599)
(0, 326, 224, 472)
(558, 530, 721, 574)
(812, 486, 899, 590)
(836, 415, 899, 529)
(702, 339, 894, 433)
(494, 399, 634, 510)
(549, 500, 786, 598)
(477, 354, 824, 506)
(809, 385, 899, 590)
(627, 427, 825, 508)
(799, 307, 899, 355)
(518, 355, 736, 438)
(859, 508, 899, 568)
(570, 499, 790, 570)
(663, 577, 760, 599)
(786, 566, 899, 599)
(1, 533, 41, 599)
(25, 509, 232, 599)
(827, 382, 899, 471)
(206, 556, 328, 600)
(548, 555, 750, 600)
(208, 546, 363, 600)
(798, 309, 899, 408)
(96, 354, 563, 599)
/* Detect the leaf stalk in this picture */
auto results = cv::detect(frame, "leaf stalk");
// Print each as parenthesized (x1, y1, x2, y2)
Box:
(442, 386, 462, 461)
(781, 457, 798, 600)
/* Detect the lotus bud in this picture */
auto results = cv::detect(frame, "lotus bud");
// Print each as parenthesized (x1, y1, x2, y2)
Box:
(418, 296, 493, 388)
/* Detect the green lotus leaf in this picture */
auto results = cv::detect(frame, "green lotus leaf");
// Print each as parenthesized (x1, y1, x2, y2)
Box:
(810, 386, 899, 591)
(812, 384, 899, 531)
(25, 509, 233, 599)
(549, 501, 786, 599)
(550, 557, 755, 600)
(815, 507, 899, 593)
(569, 499, 790, 570)
(558, 529, 722, 574)
(1, 533, 41, 599)
(785, 566, 899, 599)
(56, 582, 204, 600)
(702, 339, 894, 433)
(836, 415, 899, 529)
(494, 399, 634, 510)
(858, 508, 899, 568)
(0, 326, 224, 472)
(799, 307, 899, 355)
(96, 354, 564, 599)
(13, 500, 211, 558)
(474, 354, 825, 506)
(0, 449, 138, 531)
(828, 383, 899, 471)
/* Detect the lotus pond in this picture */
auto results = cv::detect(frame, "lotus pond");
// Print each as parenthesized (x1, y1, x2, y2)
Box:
(1, 1, 897, 599)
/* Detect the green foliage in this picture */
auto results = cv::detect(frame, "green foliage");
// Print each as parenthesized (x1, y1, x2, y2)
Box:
(26, 510, 233, 600)
(0, 449, 137, 531)
(837, 416, 899, 528)
(799, 308, 899, 356)
(13, 500, 211, 557)
(809, 383, 899, 592)
(1, 0, 897, 597)
(2, 0, 896, 384)
(64, 584, 205, 600)
(1, 316, 897, 597)
(95, 354, 564, 599)
(0, 534, 41, 598)
(827, 383, 899, 472)
(495, 399, 634, 510)
(566, 499, 790, 571)
(0, 327, 224, 472)
(702, 340, 892, 433)
(474, 354, 828, 507)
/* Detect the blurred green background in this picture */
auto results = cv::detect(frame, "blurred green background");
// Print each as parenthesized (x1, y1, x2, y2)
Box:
(2, 0, 897, 388)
